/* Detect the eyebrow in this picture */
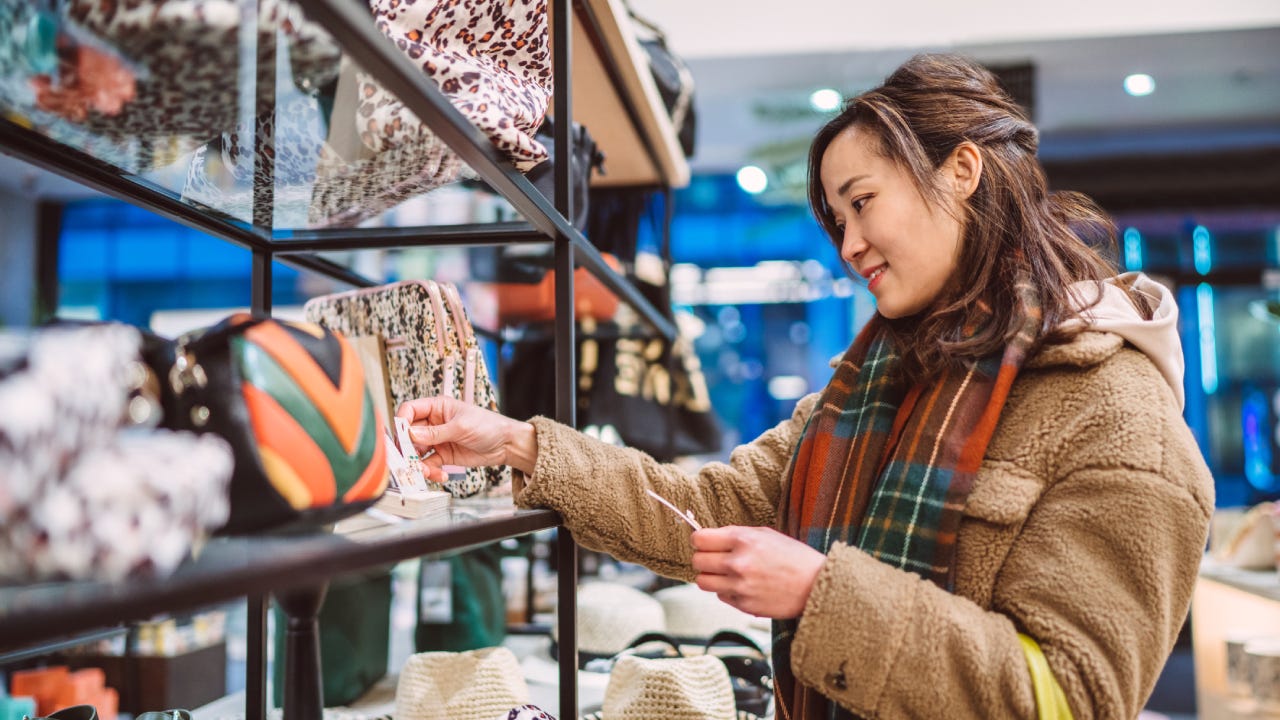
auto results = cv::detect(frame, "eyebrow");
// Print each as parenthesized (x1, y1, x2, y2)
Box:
(836, 174, 870, 197)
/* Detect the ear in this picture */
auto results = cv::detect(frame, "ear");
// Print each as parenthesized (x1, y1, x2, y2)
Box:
(944, 141, 983, 201)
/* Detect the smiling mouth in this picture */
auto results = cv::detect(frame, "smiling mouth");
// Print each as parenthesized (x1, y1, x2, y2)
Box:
(864, 265, 887, 288)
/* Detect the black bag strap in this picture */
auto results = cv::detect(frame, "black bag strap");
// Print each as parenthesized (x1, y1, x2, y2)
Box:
(705, 629, 766, 654)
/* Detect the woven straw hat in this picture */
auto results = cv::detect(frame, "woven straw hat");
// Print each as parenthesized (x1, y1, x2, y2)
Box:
(599, 654, 737, 720)
(653, 584, 757, 642)
(553, 582, 666, 659)
(395, 647, 529, 720)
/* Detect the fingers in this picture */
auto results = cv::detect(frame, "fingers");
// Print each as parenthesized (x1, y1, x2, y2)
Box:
(690, 526, 740, 552)
(396, 396, 458, 423)
(693, 572, 733, 595)
(408, 422, 462, 454)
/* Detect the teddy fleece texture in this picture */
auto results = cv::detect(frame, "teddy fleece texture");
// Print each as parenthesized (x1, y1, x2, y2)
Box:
(515, 331, 1214, 719)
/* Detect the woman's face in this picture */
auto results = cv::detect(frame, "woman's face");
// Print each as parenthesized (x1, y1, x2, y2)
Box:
(819, 126, 969, 319)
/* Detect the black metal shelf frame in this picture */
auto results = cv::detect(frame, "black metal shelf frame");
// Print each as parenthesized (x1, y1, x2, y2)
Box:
(0, 508, 561, 652)
(0, 0, 689, 717)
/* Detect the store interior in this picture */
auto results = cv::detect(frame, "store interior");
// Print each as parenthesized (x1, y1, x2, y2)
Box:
(1, 1, 1279, 719)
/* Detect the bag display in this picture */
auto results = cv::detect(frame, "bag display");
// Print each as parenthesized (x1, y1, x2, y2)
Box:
(150, 313, 389, 534)
(577, 319, 720, 461)
(54, 0, 339, 165)
(524, 118, 606, 232)
(627, 7, 696, 158)
(0, 323, 233, 581)
(304, 281, 511, 498)
(308, 0, 554, 228)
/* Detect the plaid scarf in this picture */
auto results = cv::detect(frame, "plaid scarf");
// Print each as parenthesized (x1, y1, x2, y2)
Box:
(773, 280, 1042, 720)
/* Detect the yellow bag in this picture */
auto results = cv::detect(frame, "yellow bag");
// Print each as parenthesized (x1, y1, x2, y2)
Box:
(1018, 634, 1074, 720)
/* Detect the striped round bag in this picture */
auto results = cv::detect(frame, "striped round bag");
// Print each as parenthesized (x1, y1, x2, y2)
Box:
(148, 313, 389, 534)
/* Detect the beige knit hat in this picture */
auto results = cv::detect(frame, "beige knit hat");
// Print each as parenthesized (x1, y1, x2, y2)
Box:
(553, 582, 666, 659)
(395, 647, 529, 720)
(653, 584, 757, 641)
(599, 655, 737, 720)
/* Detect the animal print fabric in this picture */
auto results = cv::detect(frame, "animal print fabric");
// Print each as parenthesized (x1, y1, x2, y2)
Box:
(367, 0, 552, 169)
(304, 281, 511, 497)
(307, 0, 553, 227)
(60, 0, 340, 150)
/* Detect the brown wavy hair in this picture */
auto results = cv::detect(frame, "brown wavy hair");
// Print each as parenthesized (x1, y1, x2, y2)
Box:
(807, 53, 1123, 384)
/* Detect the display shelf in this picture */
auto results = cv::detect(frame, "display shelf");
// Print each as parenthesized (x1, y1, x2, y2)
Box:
(571, 0, 690, 189)
(1192, 559, 1280, 720)
(1198, 558, 1280, 603)
(0, 0, 687, 716)
(0, 2, 677, 340)
(0, 506, 559, 652)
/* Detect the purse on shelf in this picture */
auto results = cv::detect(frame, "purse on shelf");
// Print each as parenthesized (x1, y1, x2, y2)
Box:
(308, 0, 554, 228)
(626, 5, 696, 158)
(54, 0, 340, 165)
(304, 280, 511, 498)
(149, 313, 389, 535)
(0, 323, 234, 582)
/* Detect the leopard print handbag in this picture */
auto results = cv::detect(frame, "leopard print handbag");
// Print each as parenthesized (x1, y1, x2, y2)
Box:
(307, 0, 553, 227)
(303, 281, 510, 497)
(439, 283, 511, 494)
(57, 0, 340, 160)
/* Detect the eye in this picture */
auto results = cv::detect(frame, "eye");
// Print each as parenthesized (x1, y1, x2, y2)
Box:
(851, 195, 871, 213)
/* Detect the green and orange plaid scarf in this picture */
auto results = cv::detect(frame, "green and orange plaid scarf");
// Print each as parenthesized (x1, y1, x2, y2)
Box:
(773, 279, 1042, 720)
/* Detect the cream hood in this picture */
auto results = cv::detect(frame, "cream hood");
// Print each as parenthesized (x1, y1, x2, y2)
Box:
(1062, 272, 1185, 410)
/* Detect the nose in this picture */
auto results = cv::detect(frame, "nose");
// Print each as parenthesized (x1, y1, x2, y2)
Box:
(840, 225, 867, 267)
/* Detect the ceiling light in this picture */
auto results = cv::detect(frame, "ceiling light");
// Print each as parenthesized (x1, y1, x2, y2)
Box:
(809, 88, 841, 112)
(1123, 73, 1155, 97)
(736, 165, 768, 194)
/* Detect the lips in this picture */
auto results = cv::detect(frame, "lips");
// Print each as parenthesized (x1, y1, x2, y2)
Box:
(862, 264, 887, 291)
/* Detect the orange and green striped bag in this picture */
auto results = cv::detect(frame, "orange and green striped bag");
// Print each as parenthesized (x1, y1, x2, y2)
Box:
(154, 313, 388, 534)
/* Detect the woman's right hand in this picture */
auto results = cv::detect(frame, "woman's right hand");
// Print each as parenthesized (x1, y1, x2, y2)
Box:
(395, 397, 538, 482)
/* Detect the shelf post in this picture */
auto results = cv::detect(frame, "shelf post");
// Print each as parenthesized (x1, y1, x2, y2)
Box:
(246, 595, 269, 720)
(252, 249, 273, 317)
(556, 527, 578, 718)
(552, 0, 578, 717)
(275, 583, 330, 720)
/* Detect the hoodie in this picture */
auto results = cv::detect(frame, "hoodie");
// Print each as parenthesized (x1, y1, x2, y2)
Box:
(1063, 272, 1185, 409)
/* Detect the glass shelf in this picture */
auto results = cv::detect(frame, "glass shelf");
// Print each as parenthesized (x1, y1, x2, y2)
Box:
(0, 504, 559, 652)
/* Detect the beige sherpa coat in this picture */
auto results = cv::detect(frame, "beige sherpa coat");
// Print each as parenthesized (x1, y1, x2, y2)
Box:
(516, 331, 1214, 719)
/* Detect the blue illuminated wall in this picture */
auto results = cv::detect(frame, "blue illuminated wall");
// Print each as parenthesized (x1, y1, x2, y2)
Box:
(58, 200, 305, 326)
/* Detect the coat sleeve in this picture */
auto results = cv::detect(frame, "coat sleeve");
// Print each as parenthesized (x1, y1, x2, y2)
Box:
(788, 359, 1213, 720)
(513, 393, 820, 581)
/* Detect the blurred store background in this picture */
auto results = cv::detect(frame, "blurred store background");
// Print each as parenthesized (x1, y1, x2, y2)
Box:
(3, 7, 1280, 716)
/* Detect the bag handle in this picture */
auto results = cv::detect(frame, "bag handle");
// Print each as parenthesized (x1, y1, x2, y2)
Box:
(440, 283, 474, 348)
(1018, 633, 1074, 720)
(625, 631, 686, 657)
(703, 629, 766, 657)
(423, 281, 451, 355)
(439, 284, 477, 404)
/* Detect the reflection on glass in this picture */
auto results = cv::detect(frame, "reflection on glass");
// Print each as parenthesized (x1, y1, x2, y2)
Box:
(0, 0, 552, 233)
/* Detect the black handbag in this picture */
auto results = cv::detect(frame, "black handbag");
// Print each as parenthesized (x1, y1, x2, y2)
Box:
(147, 313, 389, 534)
(526, 117, 606, 233)
(574, 631, 773, 719)
(471, 118, 606, 284)
(577, 319, 721, 461)
(628, 8, 696, 158)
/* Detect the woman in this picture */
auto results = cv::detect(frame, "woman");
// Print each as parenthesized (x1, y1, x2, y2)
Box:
(399, 54, 1213, 719)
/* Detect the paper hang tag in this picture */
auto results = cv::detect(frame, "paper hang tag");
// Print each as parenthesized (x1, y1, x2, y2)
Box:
(391, 417, 430, 491)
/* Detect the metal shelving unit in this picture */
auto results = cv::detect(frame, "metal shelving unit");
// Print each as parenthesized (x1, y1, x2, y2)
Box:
(0, 0, 688, 718)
